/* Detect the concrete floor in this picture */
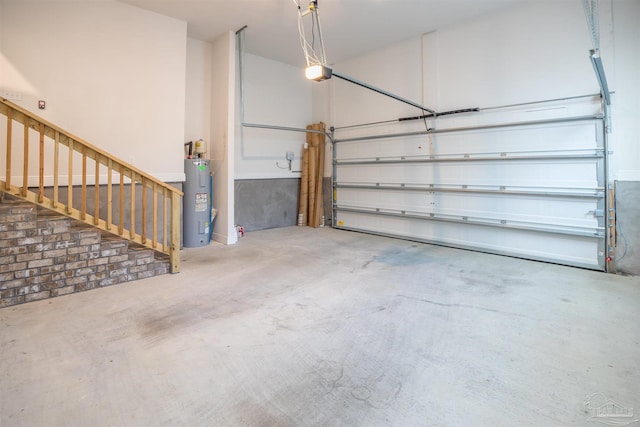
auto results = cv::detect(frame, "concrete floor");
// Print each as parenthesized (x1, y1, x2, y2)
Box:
(1, 227, 639, 427)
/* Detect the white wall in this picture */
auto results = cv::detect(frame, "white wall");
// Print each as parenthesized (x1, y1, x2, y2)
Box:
(611, 0, 640, 181)
(320, 0, 638, 182)
(329, 37, 424, 128)
(185, 38, 212, 152)
(423, 1, 605, 111)
(236, 53, 312, 179)
(0, 0, 187, 183)
(210, 31, 237, 245)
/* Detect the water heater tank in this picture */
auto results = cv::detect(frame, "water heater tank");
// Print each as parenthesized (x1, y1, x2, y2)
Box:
(183, 158, 211, 247)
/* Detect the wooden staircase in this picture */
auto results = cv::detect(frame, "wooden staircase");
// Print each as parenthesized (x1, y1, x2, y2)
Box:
(0, 98, 182, 306)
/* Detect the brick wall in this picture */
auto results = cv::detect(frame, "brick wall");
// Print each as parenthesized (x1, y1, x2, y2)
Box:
(0, 198, 170, 308)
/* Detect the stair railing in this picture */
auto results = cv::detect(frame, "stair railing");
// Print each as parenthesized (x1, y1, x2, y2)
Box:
(0, 98, 182, 273)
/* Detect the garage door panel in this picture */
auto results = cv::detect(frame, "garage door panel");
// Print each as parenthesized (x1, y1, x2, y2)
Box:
(336, 161, 600, 188)
(335, 211, 602, 269)
(333, 104, 607, 270)
(337, 122, 599, 161)
(336, 188, 600, 229)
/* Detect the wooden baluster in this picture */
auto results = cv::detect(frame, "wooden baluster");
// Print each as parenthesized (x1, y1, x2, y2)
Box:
(170, 191, 181, 273)
(130, 171, 136, 240)
(141, 177, 147, 244)
(163, 187, 168, 250)
(22, 120, 29, 196)
(153, 183, 158, 249)
(107, 159, 113, 231)
(5, 109, 12, 190)
(94, 154, 100, 225)
(38, 123, 45, 203)
(53, 131, 60, 208)
(119, 164, 124, 236)
(67, 140, 73, 214)
(81, 146, 87, 220)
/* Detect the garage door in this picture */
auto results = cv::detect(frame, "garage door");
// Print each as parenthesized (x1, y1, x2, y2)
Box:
(332, 97, 609, 270)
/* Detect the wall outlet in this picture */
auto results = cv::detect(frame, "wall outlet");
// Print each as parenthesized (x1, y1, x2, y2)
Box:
(286, 151, 294, 161)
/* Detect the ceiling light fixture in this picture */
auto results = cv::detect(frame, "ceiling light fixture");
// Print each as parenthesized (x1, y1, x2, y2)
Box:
(293, 0, 332, 81)
(291, 0, 436, 113)
(305, 64, 332, 81)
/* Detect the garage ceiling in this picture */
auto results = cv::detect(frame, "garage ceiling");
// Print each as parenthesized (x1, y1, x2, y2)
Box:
(119, 0, 525, 66)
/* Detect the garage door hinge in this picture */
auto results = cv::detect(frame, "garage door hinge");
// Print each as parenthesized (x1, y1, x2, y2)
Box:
(588, 209, 604, 217)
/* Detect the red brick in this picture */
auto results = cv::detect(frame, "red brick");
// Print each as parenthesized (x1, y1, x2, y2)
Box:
(1, 288, 16, 298)
(29, 242, 55, 252)
(2, 230, 27, 239)
(1, 295, 25, 307)
(75, 282, 97, 292)
(15, 221, 36, 230)
(137, 270, 155, 279)
(9, 206, 35, 214)
(14, 269, 40, 279)
(1, 213, 36, 222)
(17, 285, 40, 295)
(52, 271, 74, 281)
(109, 255, 128, 263)
(0, 262, 27, 273)
(0, 246, 28, 255)
(40, 264, 65, 274)
(65, 261, 86, 270)
(0, 255, 15, 264)
(16, 236, 43, 245)
(25, 290, 50, 302)
(43, 249, 68, 259)
(87, 258, 109, 267)
(16, 253, 42, 263)
(66, 277, 88, 286)
(28, 258, 54, 269)
(1, 278, 26, 289)
(26, 274, 53, 285)
(67, 246, 90, 255)
(78, 251, 100, 261)
(50, 286, 74, 297)
(75, 267, 96, 276)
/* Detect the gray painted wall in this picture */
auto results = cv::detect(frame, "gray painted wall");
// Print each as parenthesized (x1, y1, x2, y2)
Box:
(235, 178, 299, 232)
(615, 181, 640, 276)
(234, 177, 333, 232)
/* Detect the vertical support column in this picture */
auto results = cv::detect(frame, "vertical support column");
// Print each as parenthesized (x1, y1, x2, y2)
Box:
(67, 140, 74, 214)
(94, 154, 100, 225)
(153, 183, 158, 248)
(130, 172, 136, 240)
(170, 191, 181, 273)
(53, 132, 60, 208)
(107, 159, 113, 231)
(5, 109, 12, 190)
(331, 127, 337, 228)
(119, 164, 124, 236)
(163, 187, 168, 250)
(81, 146, 87, 220)
(22, 120, 29, 196)
(141, 178, 147, 244)
(595, 116, 611, 272)
(313, 123, 326, 227)
(602, 103, 615, 273)
(38, 123, 45, 203)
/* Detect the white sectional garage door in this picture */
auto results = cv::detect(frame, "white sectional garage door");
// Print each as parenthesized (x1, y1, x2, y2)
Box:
(332, 98, 608, 270)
